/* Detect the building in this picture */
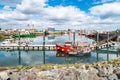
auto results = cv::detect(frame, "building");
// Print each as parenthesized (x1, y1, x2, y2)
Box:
(48, 27, 55, 32)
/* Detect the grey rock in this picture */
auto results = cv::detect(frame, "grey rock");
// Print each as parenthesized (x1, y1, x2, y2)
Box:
(0, 76, 2, 80)
(98, 70, 106, 77)
(107, 65, 113, 75)
(116, 73, 120, 79)
(102, 67, 108, 75)
(0, 71, 9, 80)
(107, 74, 118, 80)
(113, 67, 120, 74)
(99, 77, 108, 80)
(79, 72, 89, 80)
(87, 70, 100, 80)
(9, 75, 19, 80)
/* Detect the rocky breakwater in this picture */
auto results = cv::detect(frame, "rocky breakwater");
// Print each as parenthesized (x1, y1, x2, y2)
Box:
(0, 58, 120, 80)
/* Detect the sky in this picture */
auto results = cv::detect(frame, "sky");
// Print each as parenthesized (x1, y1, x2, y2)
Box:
(0, 0, 120, 30)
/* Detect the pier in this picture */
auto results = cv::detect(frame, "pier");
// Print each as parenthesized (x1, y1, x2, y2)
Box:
(95, 30, 120, 50)
(0, 44, 56, 51)
(0, 42, 117, 51)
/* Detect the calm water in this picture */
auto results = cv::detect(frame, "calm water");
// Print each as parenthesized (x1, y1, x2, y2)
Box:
(0, 34, 119, 66)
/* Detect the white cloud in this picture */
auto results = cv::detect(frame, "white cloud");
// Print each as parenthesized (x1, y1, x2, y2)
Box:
(93, 0, 115, 4)
(16, 0, 47, 14)
(6, 11, 31, 21)
(3, 6, 12, 11)
(43, 6, 90, 23)
(90, 2, 120, 23)
(0, 14, 5, 20)
(14, 0, 93, 29)
(0, 0, 120, 30)
(0, 10, 31, 22)
(0, 0, 21, 7)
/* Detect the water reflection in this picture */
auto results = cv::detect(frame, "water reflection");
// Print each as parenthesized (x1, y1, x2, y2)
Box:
(13, 34, 94, 45)
(17, 50, 46, 65)
(11, 47, 119, 66)
(95, 48, 119, 62)
(0, 34, 119, 66)
(96, 51, 99, 62)
(65, 56, 91, 64)
(43, 50, 45, 64)
(18, 50, 21, 65)
(47, 35, 55, 40)
(107, 47, 109, 61)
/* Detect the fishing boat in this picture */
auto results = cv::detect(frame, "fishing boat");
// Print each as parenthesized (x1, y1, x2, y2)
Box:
(1, 39, 15, 44)
(13, 30, 36, 38)
(14, 33, 36, 38)
(0, 39, 16, 51)
(85, 34, 95, 39)
(56, 42, 92, 57)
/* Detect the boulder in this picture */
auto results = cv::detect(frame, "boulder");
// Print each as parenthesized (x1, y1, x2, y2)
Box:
(107, 74, 118, 80)
(0, 71, 9, 80)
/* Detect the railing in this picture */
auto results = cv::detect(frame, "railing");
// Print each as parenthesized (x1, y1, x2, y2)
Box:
(97, 33, 118, 46)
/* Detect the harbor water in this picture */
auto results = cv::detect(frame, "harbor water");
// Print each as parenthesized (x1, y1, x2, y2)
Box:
(0, 34, 119, 66)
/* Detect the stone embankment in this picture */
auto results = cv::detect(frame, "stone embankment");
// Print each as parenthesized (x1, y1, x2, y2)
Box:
(0, 58, 120, 80)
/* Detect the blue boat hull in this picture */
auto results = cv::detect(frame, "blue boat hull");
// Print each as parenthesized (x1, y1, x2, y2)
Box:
(69, 52, 91, 57)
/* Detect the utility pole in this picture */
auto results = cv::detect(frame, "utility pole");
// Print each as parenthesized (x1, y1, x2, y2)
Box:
(96, 31, 99, 62)
(18, 30, 20, 49)
(18, 29, 21, 65)
(97, 31, 99, 43)
(43, 30, 45, 64)
(43, 30, 45, 50)
(96, 31, 99, 49)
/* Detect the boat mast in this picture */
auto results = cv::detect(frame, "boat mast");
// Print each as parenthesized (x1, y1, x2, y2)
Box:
(73, 31, 75, 45)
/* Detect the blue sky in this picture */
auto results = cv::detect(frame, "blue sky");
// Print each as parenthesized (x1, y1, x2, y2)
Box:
(0, 0, 120, 30)
(47, 0, 91, 12)
(47, 0, 114, 12)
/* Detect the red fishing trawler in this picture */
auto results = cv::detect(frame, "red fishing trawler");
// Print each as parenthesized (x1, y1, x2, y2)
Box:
(56, 42, 92, 57)
(56, 42, 72, 53)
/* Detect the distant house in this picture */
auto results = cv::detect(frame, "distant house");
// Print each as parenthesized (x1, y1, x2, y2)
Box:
(48, 27, 55, 32)
(20, 29, 30, 34)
